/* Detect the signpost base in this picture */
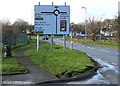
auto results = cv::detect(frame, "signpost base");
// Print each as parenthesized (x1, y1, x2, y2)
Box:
(37, 35, 40, 52)
(50, 35, 54, 52)
(70, 32, 73, 50)
(63, 35, 66, 52)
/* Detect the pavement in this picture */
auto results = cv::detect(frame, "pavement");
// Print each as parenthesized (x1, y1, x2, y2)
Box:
(2, 46, 58, 85)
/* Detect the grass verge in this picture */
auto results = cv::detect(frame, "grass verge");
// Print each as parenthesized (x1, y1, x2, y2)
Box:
(25, 41, 96, 79)
(1, 58, 27, 75)
(66, 37, 119, 49)
(1, 40, 36, 75)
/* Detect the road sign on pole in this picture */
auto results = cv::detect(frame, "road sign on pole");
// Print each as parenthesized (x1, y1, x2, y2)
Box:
(34, 5, 70, 35)
(70, 24, 74, 50)
(37, 35, 40, 52)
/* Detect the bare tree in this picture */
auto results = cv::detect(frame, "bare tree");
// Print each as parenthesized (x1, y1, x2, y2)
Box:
(70, 22, 86, 34)
(102, 19, 116, 36)
(75, 24, 85, 33)
(114, 16, 120, 42)
(1, 18, 29, 34)
(101, 15, 119, 42)
(12, 19, 29, 33)
(87, 16, 102, 41)
(1, 18, 12, 33)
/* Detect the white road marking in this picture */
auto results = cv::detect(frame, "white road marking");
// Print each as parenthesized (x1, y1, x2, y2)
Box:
(100, 50, 110, 52)
(87, 47, 95, 49)
(116, 53, 120, 55)
(90, 47, 95, 49)
(87, 47, 91, 48)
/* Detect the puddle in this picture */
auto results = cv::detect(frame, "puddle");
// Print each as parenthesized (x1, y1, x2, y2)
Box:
(67, 71, 110, 84)
(92, 56, 118, 73)
(66, 55, 119, 84)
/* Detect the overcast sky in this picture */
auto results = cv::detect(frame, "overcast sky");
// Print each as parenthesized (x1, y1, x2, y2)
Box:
(0, 0, 119, 24)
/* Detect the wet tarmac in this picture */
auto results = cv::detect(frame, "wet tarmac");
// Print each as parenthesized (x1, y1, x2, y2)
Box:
(66, 56, 119, 85)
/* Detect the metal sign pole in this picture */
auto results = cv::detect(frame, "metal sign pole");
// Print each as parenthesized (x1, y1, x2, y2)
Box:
(70, 31, 73, 50)
(37, 35, 40, 52)
(50, 35, 54, 52)
(63, 35, 66, 52)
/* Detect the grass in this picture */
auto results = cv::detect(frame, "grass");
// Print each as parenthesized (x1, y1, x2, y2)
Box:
(31, 35, 64, 38)
(25, 41, 95, 79)
(1, 58, 27, 75)
(66, 37, 119, 49)
(1, 39, 36, 75)
(1, 39, 96, 77)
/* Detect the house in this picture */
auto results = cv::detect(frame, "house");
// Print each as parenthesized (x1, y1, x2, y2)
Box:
(100, 19, 117, 36)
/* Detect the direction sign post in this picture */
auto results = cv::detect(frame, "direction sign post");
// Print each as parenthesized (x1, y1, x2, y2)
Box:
(50, 35, 54, 52)
(70, 24, 74, 50)
(34, 3, 70, 52)
(70, 33, 73, 50)
(63, 35, 66, 52)
(37, 35, 40, 52)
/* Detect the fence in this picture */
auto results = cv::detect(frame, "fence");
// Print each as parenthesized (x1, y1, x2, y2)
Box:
(1, 33, 28, 47)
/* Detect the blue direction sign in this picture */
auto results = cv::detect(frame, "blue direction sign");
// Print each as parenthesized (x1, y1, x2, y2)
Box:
(34, 5, 70, 35)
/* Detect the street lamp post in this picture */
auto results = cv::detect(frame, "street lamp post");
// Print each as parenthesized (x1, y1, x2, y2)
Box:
(82, 7, 87, 43)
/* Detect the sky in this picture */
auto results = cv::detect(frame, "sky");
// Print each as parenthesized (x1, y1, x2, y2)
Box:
(118, 1, 120, 16)
(0, 0, 119, 24)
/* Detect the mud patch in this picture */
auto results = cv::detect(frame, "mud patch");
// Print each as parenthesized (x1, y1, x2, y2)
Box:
(54, 57, 101, 81)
